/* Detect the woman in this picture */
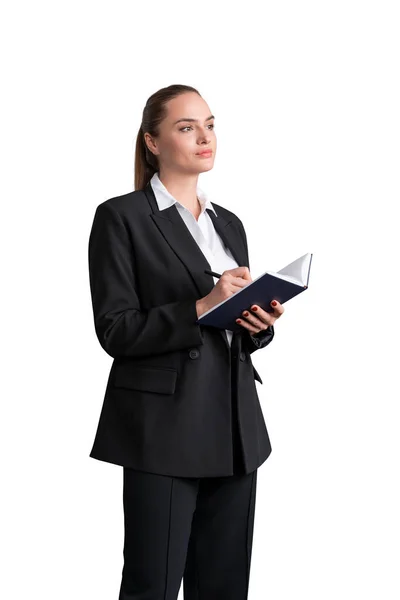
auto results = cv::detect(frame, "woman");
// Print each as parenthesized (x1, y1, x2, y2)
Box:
(88, 84, 284, 600)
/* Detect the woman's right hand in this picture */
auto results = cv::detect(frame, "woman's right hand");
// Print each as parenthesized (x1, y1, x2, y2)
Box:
(196, 267, 252, 318)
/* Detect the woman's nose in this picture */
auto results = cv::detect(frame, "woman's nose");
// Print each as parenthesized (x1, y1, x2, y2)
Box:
(198, 133, 211, 144)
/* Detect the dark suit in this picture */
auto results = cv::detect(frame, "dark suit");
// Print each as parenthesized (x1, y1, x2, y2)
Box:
(88, 181, 275, 478)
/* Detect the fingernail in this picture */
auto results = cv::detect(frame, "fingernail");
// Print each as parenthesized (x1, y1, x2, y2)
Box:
(271, 300, 277, 306)
(243, 311, 249, 317)
(236, 319, 242, 324)
(251, 306, 258, 311)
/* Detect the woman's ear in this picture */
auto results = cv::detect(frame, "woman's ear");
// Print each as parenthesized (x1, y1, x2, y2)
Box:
(144, 132, 159, 156)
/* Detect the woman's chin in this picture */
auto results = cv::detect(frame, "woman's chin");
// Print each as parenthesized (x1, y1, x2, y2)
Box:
(197, 162, 215, 174)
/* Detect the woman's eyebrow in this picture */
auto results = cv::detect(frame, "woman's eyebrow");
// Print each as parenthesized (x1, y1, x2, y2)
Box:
(173, 115, 215, 125)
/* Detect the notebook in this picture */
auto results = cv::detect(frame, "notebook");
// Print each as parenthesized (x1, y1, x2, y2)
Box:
(196, 253, 313, 332)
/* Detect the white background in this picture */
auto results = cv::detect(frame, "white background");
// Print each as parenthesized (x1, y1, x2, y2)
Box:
(1, 1, 399, 598)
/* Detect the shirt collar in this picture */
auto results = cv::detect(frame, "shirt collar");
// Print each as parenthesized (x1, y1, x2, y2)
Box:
(150, 171, 218, 217)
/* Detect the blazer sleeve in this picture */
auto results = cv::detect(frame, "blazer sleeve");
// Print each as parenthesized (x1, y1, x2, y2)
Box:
(236, 217, 275, 355)
(88, 202, 204, 359)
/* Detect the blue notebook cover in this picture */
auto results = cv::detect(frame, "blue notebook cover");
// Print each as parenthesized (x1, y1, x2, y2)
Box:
(196, 253, 312, 333)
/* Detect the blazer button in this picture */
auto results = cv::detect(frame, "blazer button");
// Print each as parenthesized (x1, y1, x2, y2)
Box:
(189, 349, 200, 359)
(239, 351, 246, 361)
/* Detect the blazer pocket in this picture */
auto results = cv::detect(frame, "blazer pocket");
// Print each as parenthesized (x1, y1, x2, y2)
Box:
(114, 366, 178, 395)
(253, 366, 263, 385)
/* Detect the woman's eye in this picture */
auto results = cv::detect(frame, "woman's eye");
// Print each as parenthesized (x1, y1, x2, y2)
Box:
(179, 124, 215, 132)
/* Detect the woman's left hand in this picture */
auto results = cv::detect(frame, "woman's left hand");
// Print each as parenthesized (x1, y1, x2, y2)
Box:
(235, 300, 284, 334)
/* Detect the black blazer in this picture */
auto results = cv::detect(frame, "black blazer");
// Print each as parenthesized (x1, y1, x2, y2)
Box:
(88, 181, 275, 477)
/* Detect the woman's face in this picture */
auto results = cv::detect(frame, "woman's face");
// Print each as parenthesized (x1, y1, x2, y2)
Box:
(145, 92, 217, 175)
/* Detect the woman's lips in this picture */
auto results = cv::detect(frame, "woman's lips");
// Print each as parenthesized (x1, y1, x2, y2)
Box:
(197, 151, 213, 157)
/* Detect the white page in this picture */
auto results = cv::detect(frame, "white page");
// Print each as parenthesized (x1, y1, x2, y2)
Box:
(277, 252, 312, 286)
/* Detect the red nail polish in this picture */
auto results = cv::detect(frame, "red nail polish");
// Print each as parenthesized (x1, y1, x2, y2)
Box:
(236, 319, 241, 324)
(243, 311, 249, 317)
(251, 306, 258, 311)
(271, 300, 277, 306)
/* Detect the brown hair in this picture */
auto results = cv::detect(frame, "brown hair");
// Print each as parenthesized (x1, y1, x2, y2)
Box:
(134, 84, 201, 190)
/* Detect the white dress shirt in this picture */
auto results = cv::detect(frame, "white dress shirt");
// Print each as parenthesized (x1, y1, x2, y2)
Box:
(150, 171, 239, 348)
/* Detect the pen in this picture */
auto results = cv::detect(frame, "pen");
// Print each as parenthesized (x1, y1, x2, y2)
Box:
(204, 269, 222, 279)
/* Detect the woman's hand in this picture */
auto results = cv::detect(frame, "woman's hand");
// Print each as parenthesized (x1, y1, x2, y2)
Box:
(236, 300, 284, 334)
(196, 267, 252, 317)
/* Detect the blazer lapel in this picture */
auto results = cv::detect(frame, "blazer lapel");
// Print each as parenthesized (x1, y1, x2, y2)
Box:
(143, 182, 248, 351)
(206, 208, 249, 269)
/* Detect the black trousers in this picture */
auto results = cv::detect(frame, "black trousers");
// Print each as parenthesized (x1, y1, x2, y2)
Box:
(118, 357, 259, 600)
